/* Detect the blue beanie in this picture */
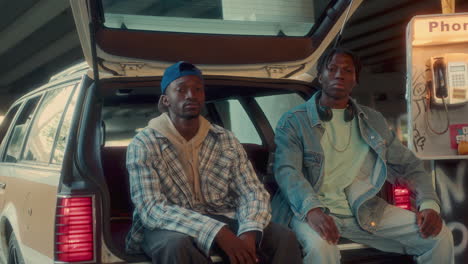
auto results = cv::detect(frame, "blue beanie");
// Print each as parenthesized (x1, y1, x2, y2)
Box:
(160, 61, 203, 94)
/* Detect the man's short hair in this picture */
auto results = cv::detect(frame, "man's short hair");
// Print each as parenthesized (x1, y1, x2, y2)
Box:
(316, 47, 362, 83)
(160, 61, 203, 94)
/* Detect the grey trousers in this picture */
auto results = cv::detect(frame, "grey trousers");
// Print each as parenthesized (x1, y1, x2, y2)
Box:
(141, 215, 302, 264)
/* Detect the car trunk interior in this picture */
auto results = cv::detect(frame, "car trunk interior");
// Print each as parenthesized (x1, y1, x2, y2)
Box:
(90, 73, 419, 262)
(96, 76, 316, 260)
(93, 76, 414, 264)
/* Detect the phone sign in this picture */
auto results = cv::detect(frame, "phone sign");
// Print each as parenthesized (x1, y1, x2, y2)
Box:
(412, 13, 468, 46)
(450, 124, 468, 149)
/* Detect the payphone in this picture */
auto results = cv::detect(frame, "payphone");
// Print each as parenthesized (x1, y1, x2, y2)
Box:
(429, 53, 468, 106)
(407, 13, 468, 159)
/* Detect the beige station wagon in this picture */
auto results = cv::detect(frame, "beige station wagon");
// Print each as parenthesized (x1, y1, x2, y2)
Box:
(0, 0, 415, 263)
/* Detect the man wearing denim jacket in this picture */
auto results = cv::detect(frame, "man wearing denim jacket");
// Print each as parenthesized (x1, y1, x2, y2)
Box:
(271, 48, 454, 263)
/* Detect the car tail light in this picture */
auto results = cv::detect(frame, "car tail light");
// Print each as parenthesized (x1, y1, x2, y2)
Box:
(393, 186, 411, 210)
(56, 196, 94, 262)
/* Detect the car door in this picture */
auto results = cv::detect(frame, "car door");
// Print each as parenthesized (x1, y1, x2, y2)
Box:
(0, 96, 42, 214)
(7, 84, 77, 263)
(0, 104, 21, 212)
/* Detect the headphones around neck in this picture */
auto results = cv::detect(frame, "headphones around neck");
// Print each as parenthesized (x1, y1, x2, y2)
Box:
(315, 92, 354, 122)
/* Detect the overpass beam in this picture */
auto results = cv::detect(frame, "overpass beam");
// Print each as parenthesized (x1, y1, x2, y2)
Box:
(0, 31, 79, 86)
(0, 0, 69, 56)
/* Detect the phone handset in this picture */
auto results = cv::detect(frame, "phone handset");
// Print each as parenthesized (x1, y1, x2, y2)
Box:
(423, 56, 450, 135)
(433, 57, 448, 99)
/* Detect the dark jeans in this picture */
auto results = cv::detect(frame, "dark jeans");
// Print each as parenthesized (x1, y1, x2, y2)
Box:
(141, 215, 302, 264)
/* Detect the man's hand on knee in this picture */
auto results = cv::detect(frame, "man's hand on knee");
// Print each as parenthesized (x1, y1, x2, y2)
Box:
(215, 226, 257, 264)
(306, 208, 340, 245)
(239, 231, 258, 258)
(417, 209, 443, 238)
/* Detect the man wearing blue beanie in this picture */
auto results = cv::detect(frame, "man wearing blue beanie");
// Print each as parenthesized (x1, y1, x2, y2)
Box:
(126, 61, 302, 264)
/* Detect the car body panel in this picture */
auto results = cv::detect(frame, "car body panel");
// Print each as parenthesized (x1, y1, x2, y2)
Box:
(0, 76, 83, 263)
(6, 165, 60, 259)
(0, 166, 8, 218)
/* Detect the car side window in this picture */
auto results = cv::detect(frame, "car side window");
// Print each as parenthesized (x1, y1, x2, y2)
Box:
(255, 93, 305, 130)
(0, 104, 20, 147)
(22, 85, 75, 163)
(213, 99, 262, 145)
(4, 96, 41, 163)
(52, 85, 79, 164)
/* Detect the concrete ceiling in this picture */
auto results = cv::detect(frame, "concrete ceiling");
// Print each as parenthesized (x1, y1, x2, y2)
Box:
(0, 0, 82, 114)
(343, 0, 468, 74)
(1, 0, 467, 115)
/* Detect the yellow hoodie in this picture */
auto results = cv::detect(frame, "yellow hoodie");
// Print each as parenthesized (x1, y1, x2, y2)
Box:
(147, 113, 210, 204)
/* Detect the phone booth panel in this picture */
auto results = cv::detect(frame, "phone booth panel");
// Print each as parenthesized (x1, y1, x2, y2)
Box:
(407, 13, 468, 160)
(408, 13, 468, 263)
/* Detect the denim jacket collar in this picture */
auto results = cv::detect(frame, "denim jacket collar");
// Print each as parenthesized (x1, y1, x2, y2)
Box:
(306, 92, 368, 126)
(305, 93, 322, 127)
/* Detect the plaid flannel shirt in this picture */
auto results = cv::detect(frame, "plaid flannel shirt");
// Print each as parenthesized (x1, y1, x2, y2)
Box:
(125, 124, 271, 255)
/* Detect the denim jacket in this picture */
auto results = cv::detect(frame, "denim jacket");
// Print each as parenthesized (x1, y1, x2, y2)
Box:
(271, 93, 439, 233)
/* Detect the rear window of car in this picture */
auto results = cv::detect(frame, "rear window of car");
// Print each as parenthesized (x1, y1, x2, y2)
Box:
(102, 0, 331, 37)
(103, 103, 161, 147)
(103, 98, 263, 146)
(255, 93, 305, 130)
(212, 99, 262, 145)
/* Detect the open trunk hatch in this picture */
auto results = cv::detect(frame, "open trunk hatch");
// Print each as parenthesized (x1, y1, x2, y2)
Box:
(70, 0, 363, 79)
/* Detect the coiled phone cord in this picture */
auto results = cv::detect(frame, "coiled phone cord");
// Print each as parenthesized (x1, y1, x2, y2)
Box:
(425, 96, 450, 135)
